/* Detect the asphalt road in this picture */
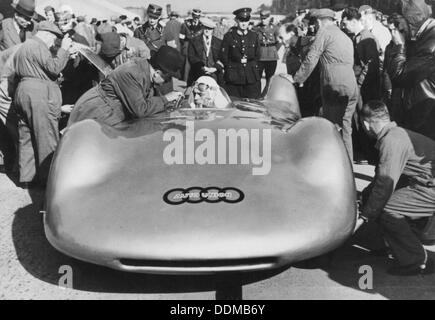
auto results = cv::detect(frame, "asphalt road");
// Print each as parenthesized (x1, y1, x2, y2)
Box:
(1, 164, 435, 300)
(2, 58, 435, 300)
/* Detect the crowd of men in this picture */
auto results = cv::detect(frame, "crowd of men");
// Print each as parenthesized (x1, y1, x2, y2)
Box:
(0, 0, 435, 277)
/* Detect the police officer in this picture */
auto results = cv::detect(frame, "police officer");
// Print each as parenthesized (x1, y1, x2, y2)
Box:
(220, 7, 261, 99)
(134, 4, 165, 56)
(255, 10, 281, 96)
(179, 9, 203, 81)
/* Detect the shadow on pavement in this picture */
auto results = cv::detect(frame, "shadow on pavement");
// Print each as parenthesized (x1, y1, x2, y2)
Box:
(12, 188, 435, 299)
(11, 189, 288, 298)
(293, 222, 435, 300)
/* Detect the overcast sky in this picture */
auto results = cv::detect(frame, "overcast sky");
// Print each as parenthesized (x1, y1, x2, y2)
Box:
(115, 0, 272, 14)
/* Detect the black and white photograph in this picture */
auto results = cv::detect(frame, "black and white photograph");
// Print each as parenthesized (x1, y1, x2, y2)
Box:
(1, 0, 435, 305)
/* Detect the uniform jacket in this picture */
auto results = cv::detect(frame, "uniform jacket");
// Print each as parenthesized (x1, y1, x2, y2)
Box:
(386, 18, 435, 141)
(220, 27, 261, 85)
(0, 18, 35, 51)
(134, 22, 166, 54)
(362, 122, 435, 220)
(254, 22, 280, 61)
(180, 19, 203, 54)
(188, 34, 222, 81)
(294, 24, 357, 97)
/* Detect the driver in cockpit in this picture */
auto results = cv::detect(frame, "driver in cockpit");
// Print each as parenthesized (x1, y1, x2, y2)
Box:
(180, 76, 232, 109)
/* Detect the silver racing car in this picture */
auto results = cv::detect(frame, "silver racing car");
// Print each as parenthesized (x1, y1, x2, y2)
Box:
(44, 75, 356, 274)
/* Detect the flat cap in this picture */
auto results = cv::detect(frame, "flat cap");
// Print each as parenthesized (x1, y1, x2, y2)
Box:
(233, 7, 252, 20)
(37, 21, 63, 37)
(147, 4, 162, 18)
(170, 11, 180, 17)
(260, 10, 271, 18)
(200, 17, 216, 29)
(311, 8, 336, 20)
(192, 9, 202, 17)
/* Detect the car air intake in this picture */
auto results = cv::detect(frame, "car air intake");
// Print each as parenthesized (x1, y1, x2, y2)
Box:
(118, 257, 278, 271)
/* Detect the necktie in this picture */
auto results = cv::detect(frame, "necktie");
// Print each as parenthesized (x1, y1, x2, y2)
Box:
(19, 28, 26, 43)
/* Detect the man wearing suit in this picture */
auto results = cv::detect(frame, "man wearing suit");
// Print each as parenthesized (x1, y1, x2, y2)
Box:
(0, 0, 36, 51)
(220, 7, 261, 99)
(187, 18, 223, 86)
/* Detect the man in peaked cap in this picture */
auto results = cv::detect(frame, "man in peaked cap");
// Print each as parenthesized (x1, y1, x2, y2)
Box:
(179, 8, 204, 81)
(292, 8, 358, 162)
(255, 10, 281, 97)
(187, 17, 223, 85)
(134, 4, 167, 56)
(13, 21, 74, 187)
(0, 0, 37, 50)
(69, 46, 184, 127)
(220, 7, 261, 99)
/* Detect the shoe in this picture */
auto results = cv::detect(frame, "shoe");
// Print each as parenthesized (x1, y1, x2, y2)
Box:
(387, 258, 434, 276)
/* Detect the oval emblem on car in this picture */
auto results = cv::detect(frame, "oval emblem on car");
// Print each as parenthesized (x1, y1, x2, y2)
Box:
(163, 187, 245, 205)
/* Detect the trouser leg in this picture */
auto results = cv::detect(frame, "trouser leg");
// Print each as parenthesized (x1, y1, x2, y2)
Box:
(15, 81, 61, 184)
(322, 87, 356, 162)
(380, 212, 427, 266)
(341, 96, 357, 163)
(31, 90, 61, 184)
(380, 186, 435, 266)
(243, 81, 261, 100)
(17, 115, 36, 183)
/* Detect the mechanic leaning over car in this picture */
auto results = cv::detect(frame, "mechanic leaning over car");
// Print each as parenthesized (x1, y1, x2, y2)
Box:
(355, 100, 435, 276)
(13, 21, 73, 188)
(67, 46, 184, 126)
(291, 8, 359, 163)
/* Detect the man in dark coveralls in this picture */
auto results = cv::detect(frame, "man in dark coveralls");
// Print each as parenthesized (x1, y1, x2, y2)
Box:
(291, 8, 358, 162)
(68, 46, 184, 127)
(355, 101, 435, 276)
(220, 8, 261, 99)
(14, 21, 73, 188)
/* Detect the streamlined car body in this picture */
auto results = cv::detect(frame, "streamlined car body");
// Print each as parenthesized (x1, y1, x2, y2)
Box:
(44, 75, 357, 274)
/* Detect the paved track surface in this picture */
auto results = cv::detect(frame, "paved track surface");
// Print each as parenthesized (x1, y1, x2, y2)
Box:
(1, 164, 435, 300)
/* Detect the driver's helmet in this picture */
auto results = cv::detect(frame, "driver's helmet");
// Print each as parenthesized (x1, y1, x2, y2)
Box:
(186, 76, 232, 109)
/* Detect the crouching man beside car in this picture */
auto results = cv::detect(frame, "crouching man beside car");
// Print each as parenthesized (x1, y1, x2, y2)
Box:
(355, 100, 435, 276)
(68, 46, 184, 126)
